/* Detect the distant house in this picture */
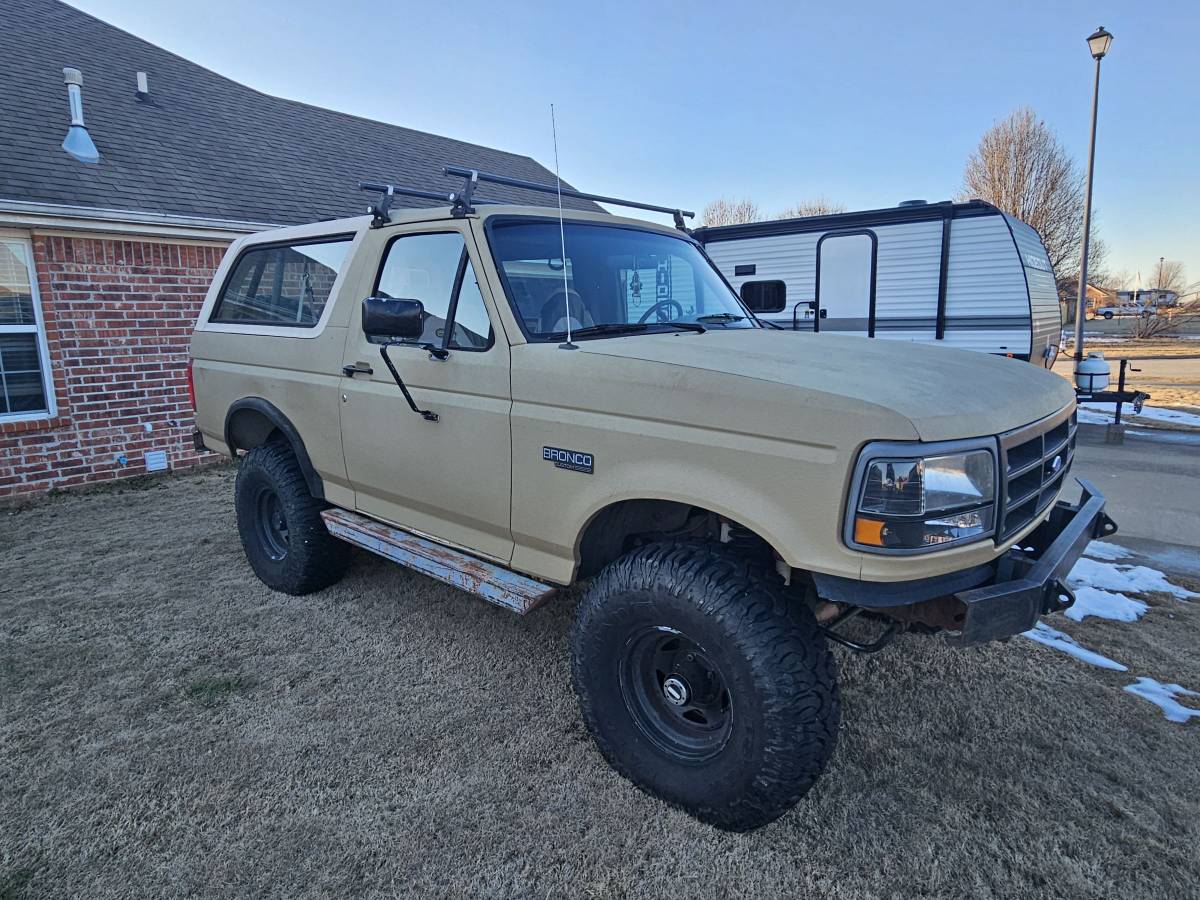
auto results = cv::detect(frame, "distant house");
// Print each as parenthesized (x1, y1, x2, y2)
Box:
(1, 0, 594, 498)
(1056, 280, 1113, 322)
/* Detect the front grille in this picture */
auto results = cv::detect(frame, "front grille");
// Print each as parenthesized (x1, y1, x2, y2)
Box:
(998, 408, 1077, 540)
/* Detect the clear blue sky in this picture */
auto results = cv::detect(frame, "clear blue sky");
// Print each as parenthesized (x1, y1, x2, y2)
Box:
(71, 0, 1200, 287)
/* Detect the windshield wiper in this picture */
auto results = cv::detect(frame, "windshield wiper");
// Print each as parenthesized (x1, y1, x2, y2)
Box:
(543, 321, 705, 340)
(696, 313, 745, 324)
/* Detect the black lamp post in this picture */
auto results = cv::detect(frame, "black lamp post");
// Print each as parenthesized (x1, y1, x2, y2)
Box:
(1073, 26, 1113, 365)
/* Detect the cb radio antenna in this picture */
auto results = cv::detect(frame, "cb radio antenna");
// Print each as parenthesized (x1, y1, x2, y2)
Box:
(551, 103, 576, 350)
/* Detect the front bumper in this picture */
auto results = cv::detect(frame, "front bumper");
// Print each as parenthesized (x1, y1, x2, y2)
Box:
(946, 478, 1115, 645)
(812, 478, 1116, 646)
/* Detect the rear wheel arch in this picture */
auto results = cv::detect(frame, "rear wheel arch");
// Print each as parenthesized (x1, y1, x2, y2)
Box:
(224, 397, 324, 500)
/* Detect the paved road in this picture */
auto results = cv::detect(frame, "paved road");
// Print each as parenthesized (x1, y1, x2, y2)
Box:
(1069, 427, 1200, 576)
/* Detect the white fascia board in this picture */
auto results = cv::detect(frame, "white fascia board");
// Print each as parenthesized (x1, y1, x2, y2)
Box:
(0, 198, 284, 241)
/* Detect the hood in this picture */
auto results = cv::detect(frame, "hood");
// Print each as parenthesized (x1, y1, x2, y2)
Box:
(577, 329, 1074, 441)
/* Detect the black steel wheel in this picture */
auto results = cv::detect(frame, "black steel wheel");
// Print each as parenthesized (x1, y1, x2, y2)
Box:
(620, 627, 733, 762)
(254, 486, 290, 561)
(572, 541, 839, 832)
(234, 439, 349, 594)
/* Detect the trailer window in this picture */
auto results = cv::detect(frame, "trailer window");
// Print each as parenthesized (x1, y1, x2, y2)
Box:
(212, 237, 351, 326)
(740, 280, 786, 313)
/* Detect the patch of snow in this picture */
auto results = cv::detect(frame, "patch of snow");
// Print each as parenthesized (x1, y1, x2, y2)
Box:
(1078, 402, 1200, 428)
(1076, 406, 1112, 425)
(1123, 677, 1200, 723)
(1083, 540, 1134, 561)
(1021, 622, 1128, 671)
(1068, 557, 1198, 601)
(1065, 586, 1148, 623)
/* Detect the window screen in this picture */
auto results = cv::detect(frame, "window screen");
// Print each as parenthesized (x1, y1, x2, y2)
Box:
(740, 280, 786, 313)
(211, 237, 351, 326)
(374, 233, 493, 350)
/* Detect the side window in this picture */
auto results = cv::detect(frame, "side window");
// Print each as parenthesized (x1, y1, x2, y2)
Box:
(740, 280, 786, 313)
(211, 237, 350, 326)
(375, 233, 493, 350)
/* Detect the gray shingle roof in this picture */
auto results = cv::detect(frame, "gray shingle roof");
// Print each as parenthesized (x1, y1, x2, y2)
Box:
(0, 0, 599, 226)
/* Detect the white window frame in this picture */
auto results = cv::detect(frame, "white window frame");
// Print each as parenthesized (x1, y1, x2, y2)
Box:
(0, 230, 57, 422)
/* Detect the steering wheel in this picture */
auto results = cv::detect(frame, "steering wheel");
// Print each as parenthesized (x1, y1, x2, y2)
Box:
(637, 299, 684, 324)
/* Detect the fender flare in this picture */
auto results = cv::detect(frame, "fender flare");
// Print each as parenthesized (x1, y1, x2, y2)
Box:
(224, 397, 324, 499)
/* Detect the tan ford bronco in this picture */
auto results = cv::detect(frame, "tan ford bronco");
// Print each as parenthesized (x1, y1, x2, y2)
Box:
(190, 169, 1115, 831)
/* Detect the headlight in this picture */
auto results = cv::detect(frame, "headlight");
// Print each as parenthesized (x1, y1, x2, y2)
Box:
(847, 442, 997, 553)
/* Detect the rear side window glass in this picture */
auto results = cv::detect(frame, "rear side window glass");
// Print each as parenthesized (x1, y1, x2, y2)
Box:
(374, 233, 493, 350)
(211, 237, 351, 326)
(740, 280, 786, 313)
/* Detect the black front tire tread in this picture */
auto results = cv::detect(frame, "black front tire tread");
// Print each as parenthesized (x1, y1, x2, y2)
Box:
(572, 541, 839, 832)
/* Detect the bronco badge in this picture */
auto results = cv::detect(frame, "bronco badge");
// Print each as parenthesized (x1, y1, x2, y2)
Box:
(543, 446, 594, 474)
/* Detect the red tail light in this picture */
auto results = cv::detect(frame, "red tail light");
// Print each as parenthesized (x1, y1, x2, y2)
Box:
(186, 358, 196, 411)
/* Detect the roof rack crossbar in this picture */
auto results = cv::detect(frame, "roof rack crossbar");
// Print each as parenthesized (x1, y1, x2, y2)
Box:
(442, 165, 694, 230)
(359, 180, 479, 228)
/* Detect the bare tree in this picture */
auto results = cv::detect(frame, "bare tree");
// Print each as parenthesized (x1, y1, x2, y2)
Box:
(1098, 268, 1134, 291)
(1154, 259, 1187, 294)
(960, 107, 1103, 280)
(776, 197, 847, 219)
(701, 198, 762, 227)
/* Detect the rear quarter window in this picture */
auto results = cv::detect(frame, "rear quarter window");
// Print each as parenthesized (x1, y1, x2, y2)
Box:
(210, 236, 352, 327)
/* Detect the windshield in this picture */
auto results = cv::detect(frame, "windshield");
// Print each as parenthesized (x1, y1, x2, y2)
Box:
(488, 220, 755, 340)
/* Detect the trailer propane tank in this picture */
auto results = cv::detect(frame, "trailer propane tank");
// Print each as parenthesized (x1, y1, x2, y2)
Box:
(1075, 352, 1111, 393)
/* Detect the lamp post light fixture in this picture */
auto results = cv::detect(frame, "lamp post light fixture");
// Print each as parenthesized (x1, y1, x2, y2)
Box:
(1073, 26, 1113, 377)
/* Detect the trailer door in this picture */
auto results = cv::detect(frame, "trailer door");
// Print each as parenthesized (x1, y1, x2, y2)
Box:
(816, 232, 875, 336)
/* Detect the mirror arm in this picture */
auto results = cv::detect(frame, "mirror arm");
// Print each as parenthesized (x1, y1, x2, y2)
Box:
(378, 343, 439, 422)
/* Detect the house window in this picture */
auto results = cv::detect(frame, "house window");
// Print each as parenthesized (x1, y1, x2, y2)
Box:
(211, 236, 352, 326)
(0, 235, 54, 420)
(740, 279, 786, 313)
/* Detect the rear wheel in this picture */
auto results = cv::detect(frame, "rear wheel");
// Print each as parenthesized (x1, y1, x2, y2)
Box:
(234, 440, 349, 594)
(1103, 311, 1114, 319)
(571, 542, 839, 832)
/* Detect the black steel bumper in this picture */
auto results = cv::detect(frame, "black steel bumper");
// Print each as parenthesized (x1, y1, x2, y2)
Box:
(946, 478, 1116, 646)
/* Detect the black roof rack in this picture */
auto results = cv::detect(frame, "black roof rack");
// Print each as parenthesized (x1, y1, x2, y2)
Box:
(443, 165, 695, 230)
(357, 168, 695, 230)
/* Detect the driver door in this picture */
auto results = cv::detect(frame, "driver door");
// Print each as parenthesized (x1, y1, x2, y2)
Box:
(338, 223, 513, 563)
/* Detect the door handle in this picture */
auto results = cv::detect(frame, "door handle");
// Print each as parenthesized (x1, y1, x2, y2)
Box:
(342, 363, 374, 377)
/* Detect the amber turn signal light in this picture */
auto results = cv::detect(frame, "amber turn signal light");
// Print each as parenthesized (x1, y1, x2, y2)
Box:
(853, 517, 886, 547)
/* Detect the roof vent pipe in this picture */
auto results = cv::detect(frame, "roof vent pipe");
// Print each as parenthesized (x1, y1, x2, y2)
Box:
(61, 67, 100, 164)
(135, 71, 150, 100)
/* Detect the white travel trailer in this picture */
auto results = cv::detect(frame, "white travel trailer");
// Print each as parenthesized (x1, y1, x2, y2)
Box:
(694, 200, 1063, 367)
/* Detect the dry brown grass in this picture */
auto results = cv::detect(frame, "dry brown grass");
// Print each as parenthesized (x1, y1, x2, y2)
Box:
(2, 468, 1199, 899)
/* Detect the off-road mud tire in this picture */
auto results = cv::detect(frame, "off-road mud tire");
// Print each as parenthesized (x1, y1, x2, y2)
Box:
(234, 440, 349, 594)
(571, 541, 839, 832)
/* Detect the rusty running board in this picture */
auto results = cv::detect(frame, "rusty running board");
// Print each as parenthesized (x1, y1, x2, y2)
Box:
(321, 508, 556, 615)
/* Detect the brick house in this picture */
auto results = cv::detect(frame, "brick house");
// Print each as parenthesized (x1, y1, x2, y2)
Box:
(1, 0, 590, 498)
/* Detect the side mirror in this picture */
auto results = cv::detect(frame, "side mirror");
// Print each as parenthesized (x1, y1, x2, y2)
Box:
(362, 296, 424, 340)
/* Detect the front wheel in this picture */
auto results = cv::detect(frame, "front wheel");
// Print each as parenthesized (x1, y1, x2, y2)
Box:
(571, 542, 840, 831)
(234, 440, 349, 594)
(1103, 311, 1114, 320)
